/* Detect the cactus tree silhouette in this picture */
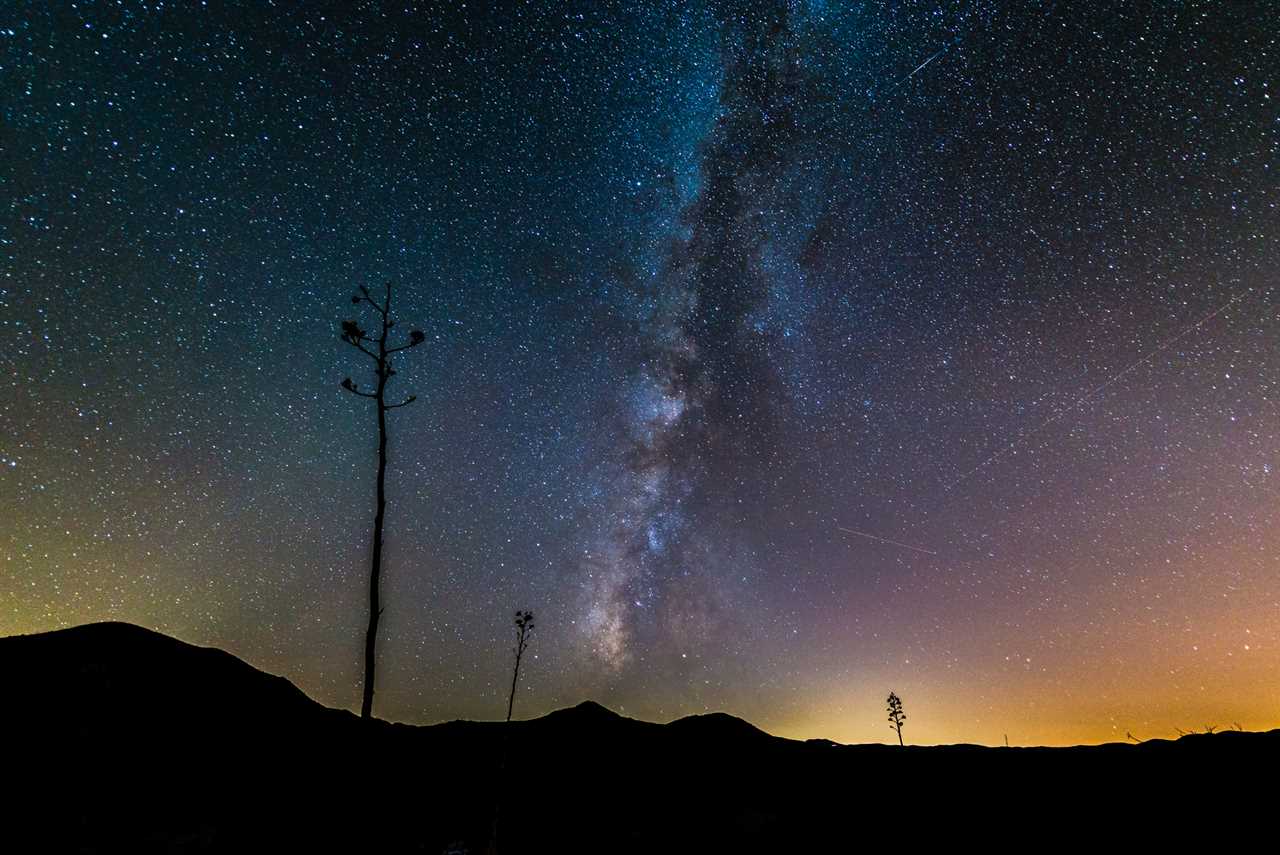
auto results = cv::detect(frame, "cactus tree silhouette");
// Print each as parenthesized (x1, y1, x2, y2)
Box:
(338, 281, 426, 720)
(506, 610, 535, 722)
(887, 691, 906, 745)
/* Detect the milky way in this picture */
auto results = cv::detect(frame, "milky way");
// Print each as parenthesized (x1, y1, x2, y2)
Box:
(583, 7, 827, 667)
(3, 1, 1278, 745)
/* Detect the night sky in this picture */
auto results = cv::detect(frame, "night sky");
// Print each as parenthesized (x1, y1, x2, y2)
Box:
(4, 1, 1277, 746)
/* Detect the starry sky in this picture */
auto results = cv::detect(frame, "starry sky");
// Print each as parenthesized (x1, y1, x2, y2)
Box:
(3, 1, 1277, 746)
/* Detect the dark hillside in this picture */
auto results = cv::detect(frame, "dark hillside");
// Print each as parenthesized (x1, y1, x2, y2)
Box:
(3, 623, 1274, 852)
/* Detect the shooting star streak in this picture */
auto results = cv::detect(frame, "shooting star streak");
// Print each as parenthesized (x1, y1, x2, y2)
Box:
(837, 526, 939, 556)
(945, 288, 1252, 491)
(904, 47, 946, 82)
(867, 45, 950, 100)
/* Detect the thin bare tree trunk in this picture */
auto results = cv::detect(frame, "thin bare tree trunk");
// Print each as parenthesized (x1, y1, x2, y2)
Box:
(340, 281, 423, 722)
(361, 310, 391, 720)
(493, 613, 533, 851)
(506, 647, 522, 723)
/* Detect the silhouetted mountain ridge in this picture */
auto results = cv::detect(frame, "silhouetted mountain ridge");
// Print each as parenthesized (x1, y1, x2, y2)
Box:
(541, 698, 628, 723)
(4, 622, 1275, 852)
(668, 710, 777, 742)
(3, 620, 355, 733)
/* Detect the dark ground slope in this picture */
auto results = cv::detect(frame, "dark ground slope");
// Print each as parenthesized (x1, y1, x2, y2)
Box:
(2, 622, 1275, 852)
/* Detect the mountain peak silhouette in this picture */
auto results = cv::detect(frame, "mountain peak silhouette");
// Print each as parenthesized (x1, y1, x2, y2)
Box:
(549, 699, 623, 720)
(668, 710, 774, 741)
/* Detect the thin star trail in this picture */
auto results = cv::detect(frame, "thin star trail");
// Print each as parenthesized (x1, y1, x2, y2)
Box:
(944, 288, 1257, 492)
(837, 527, 939, 556)
(905, 46, 947, 81)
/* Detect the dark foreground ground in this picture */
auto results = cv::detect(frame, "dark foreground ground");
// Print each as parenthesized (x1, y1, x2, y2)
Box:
(2, 622, 1274, 852)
